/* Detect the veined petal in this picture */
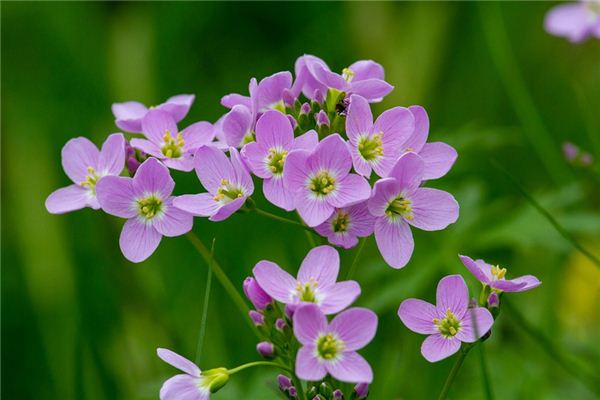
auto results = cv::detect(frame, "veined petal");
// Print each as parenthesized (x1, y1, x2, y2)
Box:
(388, 152, 424, 192)
(308, 134, 352, 178)
(295, 191, 335, 227)
(230, 147, 254, 194)
(253, 260, 296, 303)
(142, 109, 179, 145)
(421, 334, 461, 362)
(404, 105, 429, 152)
(295, 346, 327, 381)
(208, 196, 246, 222)
(173, 193, 219, 217)
(368, 178, 400, 217)
(374, 218, 414, 269)
(159, 94, 195, 123)
(409, 188, 459, 231)
(293, 304, 328, 345)
(222, 105, 252, 148)
(153, 200, 193, 237)
(113, 101, 147, 133)
(157, 348, 201, 377)
(119, 218, 162, 263)
(349, 79, 393, 102)
(456, 307, 494, 343)
(398, 299, 438, 335)
(298, 245, 340, 286)
(291, 130, 319, 151)
(241, 141, 271, 179)
(61, 137, 100, 184)
(326, 351, 373, 384)
(373, 106, 414, 149)
(45, 185, 93, 214)
(194, 145, 235, 193)
(132, 158, 175, 198)
(459, 255, 492, 285)
(255, 110, 294, 149)
(330, 307, 377, 351)
(96, 176, 136, 218)
(283, 150, 310, 193)
(257, 71, 292, 111)
(263, 177, 295, 211)
(221, 93, 251, 109)
(346, 95, 373, 142)
(419, 142, 458, 180)
(436, 275, 469, 318)
(328, 173, 371, 208)
(348, 60, 385, 81)
(496, 275, 541, 292)
(160, 374, 207, 400)
(181, 121, 215, 151)
(130, 138, 163, 158)
(319, 281, 361, 314)
(99, 133, 126, 175)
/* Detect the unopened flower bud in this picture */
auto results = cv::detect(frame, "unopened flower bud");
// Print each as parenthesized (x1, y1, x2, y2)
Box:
(285, 304, 297, 319)
(202, 367, 229, 394)
(275, 318, 286, 331)
(288, 386, 297, 398)
(319, 382, 333, 397)
(287, 114, 298, 130)
(282, 89, 295, 108)
(277, 374, 292, 391)
(243, 277, 272, 310)
(333, 389, 344, 399)
(256, 341, 275, 358)
(487, 292, 500, 308)
(315, 110, 330, 127)
(300, 102, 311, 115)
(248, 310, 265, 326)
(354, 382, 369, 399)
(313, 89, 325, 104)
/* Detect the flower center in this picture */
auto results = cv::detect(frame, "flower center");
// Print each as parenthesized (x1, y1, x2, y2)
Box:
(358, 133, 384, 162)
(80, 166, 101, 193)
(213, 178, 245, 203)
(433, 309, 461, 338)
(342, 68, 355, 83)
(137, 195, 163, 220)
(332, 211, 350, 233)
(385, 196, 413, 220)
(266, 148, 288, 175)
(308, 171, 336, 197)
(161, 130, 184, 158)
(316, 333, 345, 360)
(295, 278, 318, 303)
(490, 265, 507, 280)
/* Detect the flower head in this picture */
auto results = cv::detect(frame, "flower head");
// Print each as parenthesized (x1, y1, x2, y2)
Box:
(112, 94, 195, 133)
(241, 110, 318, 210)
(545, 1, 600, 43)
(284, 134, 371, 227)
(96, 158, 193, 262)
(398, 275, 494, 362)
(173, 146, 254, 222)
(293, 304, 377, 383)
(459, 255, 541, 293)
(314, 202, 375, 249)
(130, 109, 215, 172)
(253, 245, 360, 314)
(46, 133, 126, 214)
(346, 94, 415, 177)
(368, 152, 459, 268)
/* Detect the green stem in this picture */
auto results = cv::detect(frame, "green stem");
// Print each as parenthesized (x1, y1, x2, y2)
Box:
(438, 345, 473, 400)
(346, 237, 367, 280)
(185, 232, 260, 339)
(252, 207, 312, 232)
(504, 301, 600, 396)
(492, 159, 600, 268)
(227, 361, 292, 375)
(478, 343, 494, 400)
(195, 239, 215, 364)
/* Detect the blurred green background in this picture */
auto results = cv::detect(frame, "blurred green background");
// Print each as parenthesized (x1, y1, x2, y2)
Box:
(2, 2, 600, 399)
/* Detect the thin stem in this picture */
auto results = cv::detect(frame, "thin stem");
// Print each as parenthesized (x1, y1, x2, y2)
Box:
(504, 300, 600, 396)
(492, 159, 600, 268)
(438, 345, 473, 400)
(185, 232, 260, 339)
(195, 239, 215, 364)
(478, 343, 494, 400)
(252, 207, 312, 232)
(227, 361, 292, 375)
(346, 237, 367, 280)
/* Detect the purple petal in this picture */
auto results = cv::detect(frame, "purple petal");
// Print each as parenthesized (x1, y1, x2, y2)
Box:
(311, 63, 347, 90)
(282, 150, 310, 193)
(419, 142, 458, 180)
(319, 281, 361, 314)
(350, 144, 373, 178)
(498, 275, 541, 292)
(297, 245, 340, 286)
(388, 152, 424, 192)
(222, 105, 252, 147)
(119, 218, 162, 263)
(181, 121, 215, 151)
(153, 201, 193, 237)
(459, 255, 492, 285)
(229, 147, 254, 194)
(295, 346, 327, 381)
(221, 93, 251, 109)
(409, 188, 459, 231)
(96, 176, 136, 218)
(293, 55, 329, 99)
(263, 177, 295, 211)
(326, 351, 373, 384)
(113, 101, 147, 133)
(308, 134, 352, 178)
(291, 130, 319, 151)
(368, 178, 401, 217)
(253, 260, 296, 303)
(158, 94, 195, 123)
(98, 133, 126, 175)
(346, 95, 373, 142)
(374, 218, 414, 269)
(421, 334, 461, 362)
(194, 146, 235, 193)
(241, 141, 271, 179)
(295, 191, 335, 227)
(404, 106, 429, 152)
(157, 348, 200, 376)
(349, 79, 393, 102)
(372, 106, 414, 149)
(208, 196, 246, 222)
(257, 71, 292, 111)
(130, 138, 163, 158)
(544, 3, 591, 42)
(490, 279, 526, 292)
(456, 307, 494, 343)
(163, 157, 195, 172)
(436, 275, 468, 318)
(141, 109, 178, 144)
(329, 173, 371, 208)
(173, 193, 219, 217)
(348, 60, 384, 81)
(132, 158, 174, 198)
(292, 304, 327, 345)
(255, 110, 294, 149)
(330, 308, 377, 351)
(347, 202, 376, 237)
(398, 299, 438, 335)
(61, 137, 100, 184)
(160, 374, 207, 400)
(46, 185, 94, 214)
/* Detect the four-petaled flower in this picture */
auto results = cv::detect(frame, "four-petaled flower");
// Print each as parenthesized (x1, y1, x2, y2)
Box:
(157, 348, 210, 400)
(460, 255, 541, 293)
(173, 146, 254, 221)
(314, 202, 375, 249)
(131, 109, 215, 172)
(46, 133, 125, 214)
(293, 304, 377, 383)
(241, 110, 318, 210)
(96, 158, 193, 262)
(253, 245, 360, 314)
(112, 94, 195, 133)
(368, 152, 459, 269)
(398, 275, 494, 362)
(284, 134, 371, 227)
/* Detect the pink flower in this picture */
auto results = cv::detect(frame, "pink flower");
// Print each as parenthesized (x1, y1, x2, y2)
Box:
(112, 94, 195, 133)
(545, 1, 600, 43)
(314, 202, 375, 249)
(459, 255, 541, 293)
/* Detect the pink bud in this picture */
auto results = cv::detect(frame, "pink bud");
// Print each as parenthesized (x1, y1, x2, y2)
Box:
(275, 318, 286, 331)
(487, 292, 500, 308)
(243, 277, 272, 310)
(315, 110, 330, 127)
(277, 374, 292, 391)
(256, 341, 275, 358)
(354, 382, 369, 399)
(248, 310, 265, 326)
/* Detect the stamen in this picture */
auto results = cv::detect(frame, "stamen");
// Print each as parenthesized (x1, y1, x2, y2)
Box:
(358, 133, 384, 162)
(385, 196, 413, 220)
(316, 333, 345, 360)
(161, 129, 185, 159)
(434, 308, 461, 338)
(309, 171, 336, 197)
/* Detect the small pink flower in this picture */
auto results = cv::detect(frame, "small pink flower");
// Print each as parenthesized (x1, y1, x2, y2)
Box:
(459, 255, 541, 293)
(112, 94, 195, 133)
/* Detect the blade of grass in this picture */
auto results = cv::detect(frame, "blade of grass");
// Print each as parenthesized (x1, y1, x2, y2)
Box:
(195, 239, 215, 364)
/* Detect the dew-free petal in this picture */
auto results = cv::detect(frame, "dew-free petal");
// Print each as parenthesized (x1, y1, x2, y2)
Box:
(421, 334, 461, 362)
(420, 142, 458, 180)
(349, 79, 393, 102)
(293, 304, 327, 345)
(409, 188, 459, 231)
(119, 218, 162, 263)
(46, 185, 93, 214)
(173, 193, 219, 217)
(368, 178, 401, 217)
(456, 307, 494, 343)
(157, 348, 201, 377)
(253, 260, 296, 303)
(348, 60, 385, 81)
(330, 308, 377, 351)
(326, 351, 373, 383)
(308, 134, 352, 178)
(99, 133, 126, 175)
(153, 201, 193, 237)
(194, 146, 235, 193)
(295, 191, 334, 227)
(436, 275, 468, 318)
(142, 109, 179, 145)
(398, 299, 438, 335)
(255, 110, 294, 149)
(222, 105, 252, 147)
(62, 137, 101, 184)
(298, 245, 340, 286)
(319, 281, 361, 315)
(263, 177, 294, 211)
(374, 218, 414, 269)
(130, 138, 163, 158)
(181, 121, 215, 151)
(459, 255, 492, 285)
(158, 94, 195, 123)
(132, 158, 175, 199)
(388, 152, 425, 193)
(96, 176, 136, 218)
(329, 174, 371, 208)
(209, 197, 246, 222)
(295, 346, 327, 381)
(160, 374, 207, 400)
(346, 95, 373, 142)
